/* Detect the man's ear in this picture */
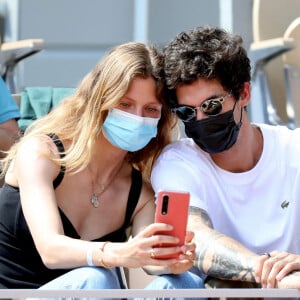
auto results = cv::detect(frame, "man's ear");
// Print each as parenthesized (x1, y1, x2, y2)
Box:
(239, 82, 251, 107)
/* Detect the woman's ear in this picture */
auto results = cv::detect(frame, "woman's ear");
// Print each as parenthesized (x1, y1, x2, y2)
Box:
(239, 82, 251, 107)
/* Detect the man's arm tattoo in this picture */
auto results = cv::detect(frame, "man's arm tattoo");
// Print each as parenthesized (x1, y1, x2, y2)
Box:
(189, 206, 256, 282)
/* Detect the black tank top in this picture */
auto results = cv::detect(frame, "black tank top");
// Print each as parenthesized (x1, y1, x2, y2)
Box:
(0, 134, 142, 288)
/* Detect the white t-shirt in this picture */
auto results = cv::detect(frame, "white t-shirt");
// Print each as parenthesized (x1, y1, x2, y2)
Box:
(151, 124, 300, 255)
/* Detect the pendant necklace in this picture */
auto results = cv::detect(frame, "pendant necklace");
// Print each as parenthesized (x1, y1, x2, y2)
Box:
(89, 164, 122, 208)
(90, 178, 112, 208)
(91, 186, 105, 208)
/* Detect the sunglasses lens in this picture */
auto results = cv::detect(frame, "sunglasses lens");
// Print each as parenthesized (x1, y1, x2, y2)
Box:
(173, 106, 196, 122)
(201, 99, 222, 116)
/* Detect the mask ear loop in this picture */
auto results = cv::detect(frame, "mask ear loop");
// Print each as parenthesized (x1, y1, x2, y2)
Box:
(231, 98, 243, 129)
(235, 100, 243, 129)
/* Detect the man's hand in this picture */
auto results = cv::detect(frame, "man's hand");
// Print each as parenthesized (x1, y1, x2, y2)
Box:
(259, 251, 300, 288)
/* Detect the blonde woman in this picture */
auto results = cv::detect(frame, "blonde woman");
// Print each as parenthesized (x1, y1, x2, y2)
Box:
(0, 42, 204, 299)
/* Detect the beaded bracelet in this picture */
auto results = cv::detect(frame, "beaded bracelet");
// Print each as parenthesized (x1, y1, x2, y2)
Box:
(99, 241, 112, 269)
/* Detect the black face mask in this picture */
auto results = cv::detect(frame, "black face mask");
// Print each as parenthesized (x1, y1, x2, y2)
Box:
(184, 104, 243, 154)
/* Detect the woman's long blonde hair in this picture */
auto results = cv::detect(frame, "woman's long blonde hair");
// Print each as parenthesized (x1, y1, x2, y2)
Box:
(1, 42, 177, 181)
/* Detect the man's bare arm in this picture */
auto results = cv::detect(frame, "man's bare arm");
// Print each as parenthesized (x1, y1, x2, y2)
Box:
(0, 119, 20, 158)
(189, 206, 264, 282)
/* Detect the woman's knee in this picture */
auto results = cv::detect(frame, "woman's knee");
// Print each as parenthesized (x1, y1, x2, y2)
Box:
(163, 272, 204, 289)
(73, 267, 122, 289)
(41, 267, 121, 290)
(146, 271, 204, 289)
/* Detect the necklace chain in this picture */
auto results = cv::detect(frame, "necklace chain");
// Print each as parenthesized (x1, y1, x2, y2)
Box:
(89, 164, 122, 208)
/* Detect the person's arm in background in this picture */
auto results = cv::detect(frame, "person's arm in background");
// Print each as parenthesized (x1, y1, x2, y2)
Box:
(0, 76, 21, 158)
(0, 119, 20, 157)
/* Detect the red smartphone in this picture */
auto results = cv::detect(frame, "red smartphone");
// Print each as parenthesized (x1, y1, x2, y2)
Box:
(154, 190, 190, 259)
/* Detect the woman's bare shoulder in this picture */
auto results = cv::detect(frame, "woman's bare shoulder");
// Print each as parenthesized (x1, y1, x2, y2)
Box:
(7, 135, 61, 186)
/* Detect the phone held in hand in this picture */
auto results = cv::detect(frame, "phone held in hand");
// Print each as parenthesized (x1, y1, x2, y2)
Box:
(154, 190, 190, 259)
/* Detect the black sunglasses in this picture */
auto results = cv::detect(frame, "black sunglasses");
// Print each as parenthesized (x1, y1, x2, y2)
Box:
(171, 92, 231, 122)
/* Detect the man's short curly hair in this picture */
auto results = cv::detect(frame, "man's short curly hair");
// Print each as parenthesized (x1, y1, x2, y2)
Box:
(163, 26, 251, 105)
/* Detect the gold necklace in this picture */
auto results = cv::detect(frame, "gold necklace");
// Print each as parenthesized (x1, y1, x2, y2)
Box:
(89, 164, 122, 208)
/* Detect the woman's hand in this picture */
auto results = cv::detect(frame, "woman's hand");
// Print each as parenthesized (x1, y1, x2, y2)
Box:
(167, 230, 196, 274)
(106, 223, 195, 272)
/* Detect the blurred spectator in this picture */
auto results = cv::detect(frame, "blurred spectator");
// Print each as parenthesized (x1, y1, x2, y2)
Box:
(0, 76, 20, 186)
(0, 76, 20, 157)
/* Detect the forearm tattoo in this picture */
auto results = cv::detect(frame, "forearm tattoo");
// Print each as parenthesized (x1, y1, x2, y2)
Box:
(189, 206, 213, 228)
(189, 206, 256, 282)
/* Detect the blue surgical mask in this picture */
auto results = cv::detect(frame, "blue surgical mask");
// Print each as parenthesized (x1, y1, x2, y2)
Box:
(102, 108, 160, 152)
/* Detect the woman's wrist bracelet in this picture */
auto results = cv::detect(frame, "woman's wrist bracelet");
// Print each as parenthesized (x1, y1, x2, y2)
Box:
(86, 247, 95, 266)
(99, 241, 112, 269)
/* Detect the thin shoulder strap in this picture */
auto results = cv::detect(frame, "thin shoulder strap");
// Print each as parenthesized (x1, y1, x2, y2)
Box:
(123, 167, 142, 227)
(47, 133, 66, 189)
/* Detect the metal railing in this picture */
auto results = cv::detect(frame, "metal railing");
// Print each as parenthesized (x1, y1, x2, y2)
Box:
(0, 288, 299, 299)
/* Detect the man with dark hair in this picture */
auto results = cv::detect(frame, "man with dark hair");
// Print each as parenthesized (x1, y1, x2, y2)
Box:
(151, 26, 300, 290)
